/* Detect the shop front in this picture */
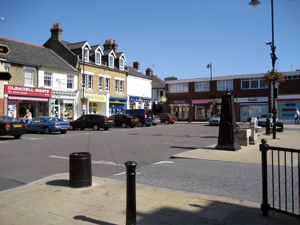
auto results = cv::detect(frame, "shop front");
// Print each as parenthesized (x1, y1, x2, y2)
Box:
(192, 99, 212, 121)
(5, 85, 51, 120)
(128, 96, 151, 110)
(110, 97, 127, 116)
(237, 97, 268, 122)
(169, 100, 190, 121)
(85, 94, 107, 116)
(277, 95, 300, 123)
(51, 91, 76, 121)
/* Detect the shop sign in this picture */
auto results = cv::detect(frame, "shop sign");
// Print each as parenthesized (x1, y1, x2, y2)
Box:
(85, 94, 106, 102)
(192, 99, 209, 104)
(130, 97, 150, 103)
(236, 97, 268, 103)
(173, 100, 187, 104)
(5, 85, 52, 97)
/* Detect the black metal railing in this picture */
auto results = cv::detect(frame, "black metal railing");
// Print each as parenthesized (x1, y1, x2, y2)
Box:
(260, 139, 300, 218)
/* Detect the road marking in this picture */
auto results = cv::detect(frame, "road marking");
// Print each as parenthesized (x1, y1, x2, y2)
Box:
(153, 161, 175, 165)
(48, 155, 123, 166)
(21, 137, 44, 140)
(0, 141, 9, 144)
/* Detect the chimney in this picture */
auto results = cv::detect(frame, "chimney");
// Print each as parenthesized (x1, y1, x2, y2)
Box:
(50, 23, 63, 41)
(146, 68, 153, 77)
(103, 39, 113, 51)
(133, 62, 140, 72)
(112, 40, 118, 53)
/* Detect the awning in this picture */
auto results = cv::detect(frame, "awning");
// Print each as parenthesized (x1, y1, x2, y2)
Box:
(8, 96, 49, 102)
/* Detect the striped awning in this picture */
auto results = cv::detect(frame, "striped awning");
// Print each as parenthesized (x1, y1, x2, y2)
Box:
(8, 96, 49, 102)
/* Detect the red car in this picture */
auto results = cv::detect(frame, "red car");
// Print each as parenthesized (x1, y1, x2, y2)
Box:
(156, 113, 176, 124)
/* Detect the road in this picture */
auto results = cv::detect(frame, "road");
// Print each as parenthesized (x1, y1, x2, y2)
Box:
(0, 122, 262, 204)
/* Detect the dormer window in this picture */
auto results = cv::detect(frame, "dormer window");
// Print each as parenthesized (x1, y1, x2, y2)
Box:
(95, 51, 101, 65)
(109, 54, 114, 68)
(119, 58, 124, 70)
(83, 47, 89, 62)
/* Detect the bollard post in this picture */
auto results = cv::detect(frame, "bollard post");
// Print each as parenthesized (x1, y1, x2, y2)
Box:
(125, 161, 137, 225)
(260, 139, 270, 216)
(266, 119, 271, 135)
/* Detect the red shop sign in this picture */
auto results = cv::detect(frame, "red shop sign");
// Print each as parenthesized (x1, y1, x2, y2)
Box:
(5, 85, 52, 98)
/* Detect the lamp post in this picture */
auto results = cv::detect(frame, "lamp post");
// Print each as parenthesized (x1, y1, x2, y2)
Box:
(206, 63, 212, 81)
(249, 0, 277, 139)
(81, 61, 86, 116)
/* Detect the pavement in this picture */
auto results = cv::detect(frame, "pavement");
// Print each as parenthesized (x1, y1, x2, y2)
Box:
(1, 123, 300, 225)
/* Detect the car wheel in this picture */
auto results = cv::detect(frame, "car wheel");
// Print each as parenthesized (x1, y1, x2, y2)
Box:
(153, 123, 157, 126)
(103, 127, 109, 131)
(146, 124, 151, 127)
(70, 124, 75, 130)
(61, 131, 67, 134)
(130, 125, 136, 128)
(93, 124, 99, 130)
(43, 126, 51, 134)
(138, 121, 143, 127)
(80, 128, 85, 130)
(14, 135, 21, 139)
(121, 123, 127, 128)
(165, 121, 169, 125)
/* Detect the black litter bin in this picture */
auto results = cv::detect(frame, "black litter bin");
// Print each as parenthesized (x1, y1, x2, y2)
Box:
(276, 122, 284, 133)
(69, 152, 92, 188)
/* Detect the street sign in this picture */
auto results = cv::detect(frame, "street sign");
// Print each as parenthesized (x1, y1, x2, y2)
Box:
(0, 72, 11, 80)
(0, 45, 10, 55)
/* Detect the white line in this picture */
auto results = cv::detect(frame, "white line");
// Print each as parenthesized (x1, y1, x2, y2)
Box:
(153, 161, 175, 165)
(48, 155, 123, 166)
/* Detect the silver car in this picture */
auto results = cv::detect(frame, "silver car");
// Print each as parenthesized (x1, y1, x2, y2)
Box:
(257, 113, 274, 126)
(209, 113, 221, 126)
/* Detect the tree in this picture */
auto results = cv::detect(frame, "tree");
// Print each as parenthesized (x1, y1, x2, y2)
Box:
(164, 76, 178, 81)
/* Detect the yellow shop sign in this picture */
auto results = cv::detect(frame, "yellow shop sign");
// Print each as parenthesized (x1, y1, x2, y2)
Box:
(85, 94, 106, 102)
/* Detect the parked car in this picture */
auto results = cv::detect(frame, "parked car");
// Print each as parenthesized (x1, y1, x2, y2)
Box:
(257, 113, 276, 126)
(109, 114, 139, 128)
(118, 109, 153, 127)
(70, 114, 114, 131)
(152, 115, 161, 126)
(156, 113, 176, 124)
(27, 117, 71, 134)
(209, 113, 221, 126)
(0, 116, 27, 139)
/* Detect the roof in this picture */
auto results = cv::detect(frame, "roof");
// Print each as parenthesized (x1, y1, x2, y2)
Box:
(125, 66, 152, 80)
(0, 37, 77, 73)
(151, 74, 165, 89)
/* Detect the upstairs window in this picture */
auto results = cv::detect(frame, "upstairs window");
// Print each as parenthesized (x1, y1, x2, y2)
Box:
(44, 72, 52, 87)
(106, 78, 110, 91)
(99, 77, 103, 91)
(115, 80, 119, 92)
(195, 81, 210, 92)
(83, 47, 89, 62)
(95, 51, 101, 65)
(109, 55, 114, 68)
(241, 78, 267, 89)
(24, 67, 35, 86)
(168, 83, 188, 93)
(120, 81, 124, 93)
(119, 58, 124, 70)
(87, 75, 93, 89)
(217, 80, 233, 91)
(67, 75, 74, 89)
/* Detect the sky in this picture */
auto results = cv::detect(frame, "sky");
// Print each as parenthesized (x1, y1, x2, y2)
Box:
(1, 0, 299, 80)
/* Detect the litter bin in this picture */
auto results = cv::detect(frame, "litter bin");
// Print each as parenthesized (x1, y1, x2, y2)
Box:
(69, 152, 92, 188)
(187, 117, 191, 122)
(276, 122, 284, 133)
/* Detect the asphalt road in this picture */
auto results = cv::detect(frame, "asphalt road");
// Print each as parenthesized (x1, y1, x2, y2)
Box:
(0, 122, 218, 191)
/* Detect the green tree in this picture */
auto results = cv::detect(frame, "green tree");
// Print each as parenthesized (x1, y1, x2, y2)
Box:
(164, 76, 178, 81)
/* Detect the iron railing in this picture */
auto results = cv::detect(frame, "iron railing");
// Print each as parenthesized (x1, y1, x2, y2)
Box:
(260, 139, 300, 218)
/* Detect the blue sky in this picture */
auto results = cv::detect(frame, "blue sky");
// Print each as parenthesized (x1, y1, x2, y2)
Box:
(1, 0, 299, 80)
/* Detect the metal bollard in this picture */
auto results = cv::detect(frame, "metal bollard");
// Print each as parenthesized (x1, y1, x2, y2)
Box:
(69, 152, 92, 188)
(266, 119, 271, 135)
(125, 161, 137, 225)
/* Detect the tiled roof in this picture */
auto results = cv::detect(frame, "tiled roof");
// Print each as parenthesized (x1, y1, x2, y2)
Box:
(125, 66, 152, 80)
(0, 37, 77, 72)
(151, 74, 165, 89)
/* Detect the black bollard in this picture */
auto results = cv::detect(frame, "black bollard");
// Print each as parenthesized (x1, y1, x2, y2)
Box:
(266, 119, 271, 134)
(125, 161, 137, 225)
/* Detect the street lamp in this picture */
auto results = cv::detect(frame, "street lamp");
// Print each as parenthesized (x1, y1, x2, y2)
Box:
(249, 0, 278, 139)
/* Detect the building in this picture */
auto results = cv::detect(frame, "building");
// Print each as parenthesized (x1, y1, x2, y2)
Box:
(44, 23, 127, 117)
(0, 36, 78, 120)
(165, 71, 300, 123)
(125, 62, 152, 109)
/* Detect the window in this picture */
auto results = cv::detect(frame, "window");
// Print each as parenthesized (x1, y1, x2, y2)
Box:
(83, 47, 89, 62)
(44, 72, 52, 87)
(217, 80, 233, 91)
(120, 81, 124, 93)
(106, 78, 110, 91)
(195, 81, 210, 92)
(95, 51, 101, 65)
(159, 90, 164, 97)
(109, 55, 114, 68)
(168, 83, 188, 93)
(241, 78, 267, 89)
(99, 77, 103, 91)
(4, 63, 10, 72)
(87, 75, 92, 89)
(115, 80, 119, 92)
(119, 58, 124, 70)
(24, 68, 34, 86)
(67, 75, 74, 89)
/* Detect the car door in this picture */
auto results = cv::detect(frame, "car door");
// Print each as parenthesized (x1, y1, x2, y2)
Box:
(29, 118, 44, 132)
